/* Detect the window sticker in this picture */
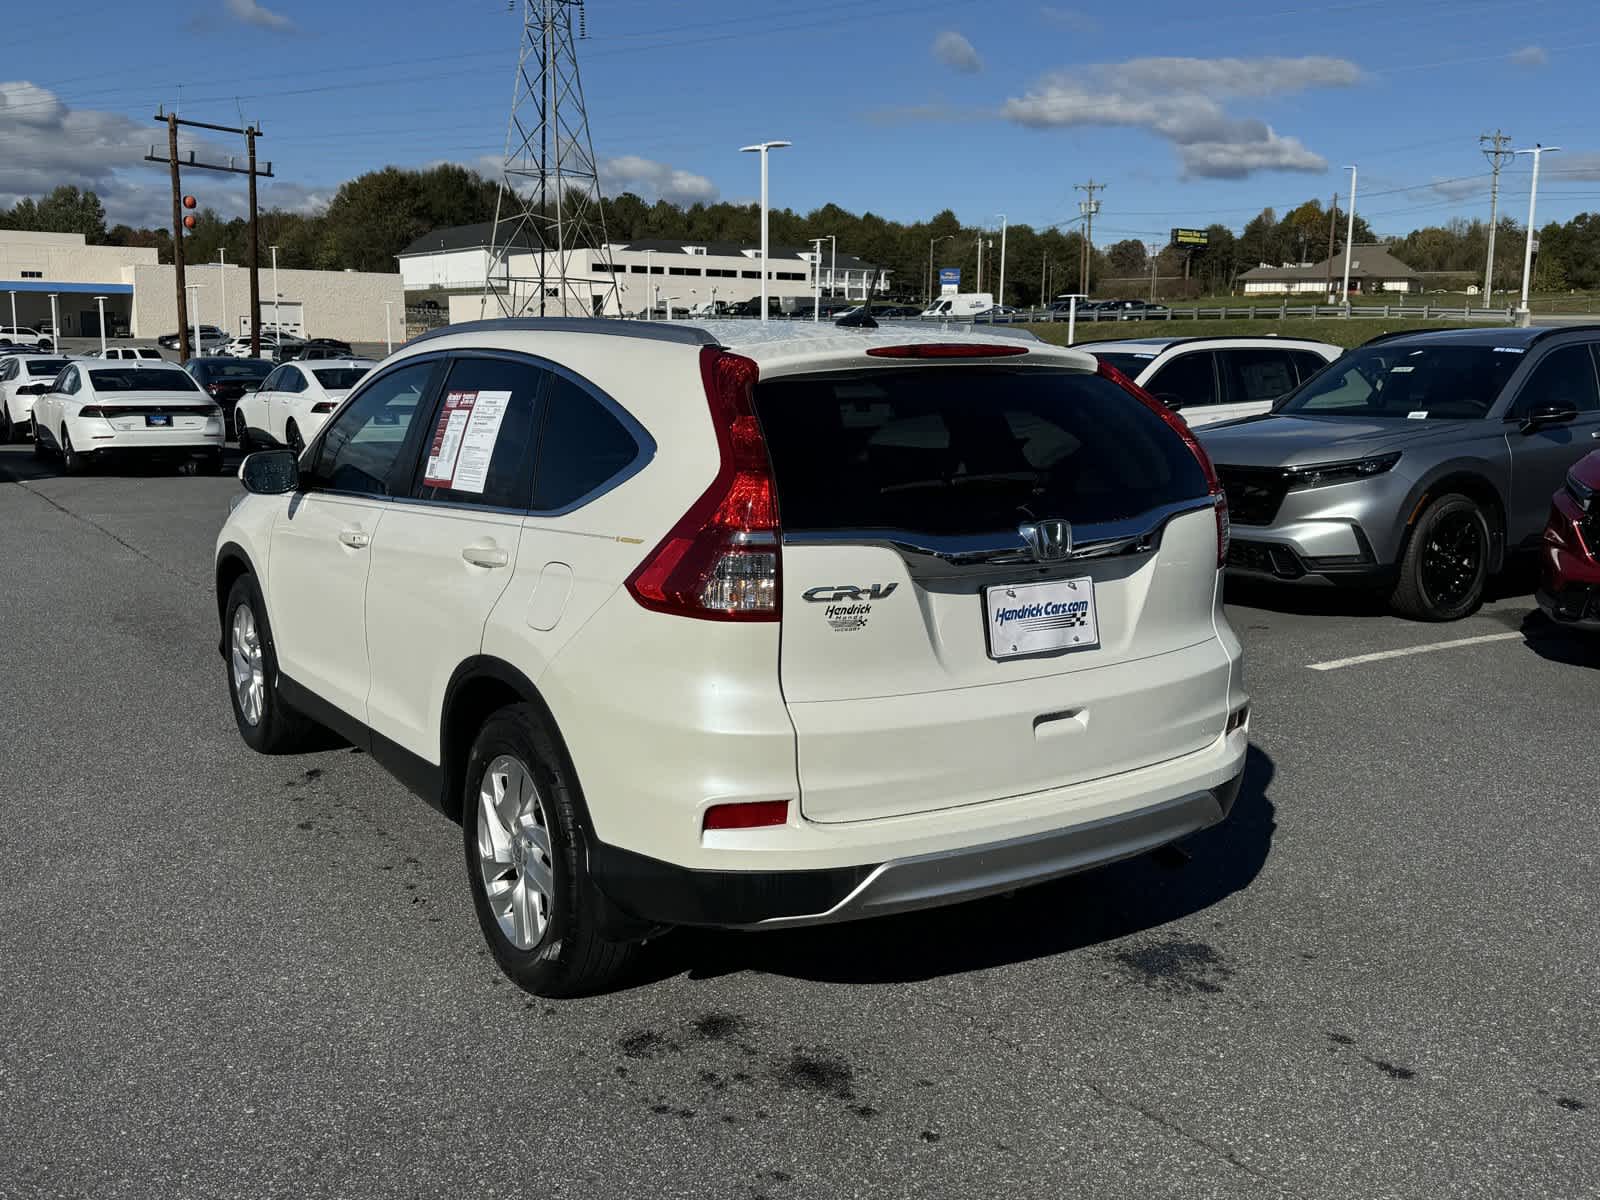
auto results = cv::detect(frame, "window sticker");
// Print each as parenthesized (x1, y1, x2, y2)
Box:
(423, 389, 512, 492)
(450, 389, 513, 494)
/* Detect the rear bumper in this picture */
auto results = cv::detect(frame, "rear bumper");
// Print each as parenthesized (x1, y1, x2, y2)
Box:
(588, 754, 1245, 930)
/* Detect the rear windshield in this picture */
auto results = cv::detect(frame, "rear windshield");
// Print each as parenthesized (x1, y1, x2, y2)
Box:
(1277, 344, 1522, 419)
(1091, 352, 1157, 378)
(199, 360, 272, 381)
(26, 359, 68, 376)
(313, 368, 369, 390)
(754, 366, 1207, 536)
(89, 369, 201, 392)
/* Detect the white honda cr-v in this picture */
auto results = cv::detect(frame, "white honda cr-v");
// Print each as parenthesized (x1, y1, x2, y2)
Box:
(215, 317, 1249, 996)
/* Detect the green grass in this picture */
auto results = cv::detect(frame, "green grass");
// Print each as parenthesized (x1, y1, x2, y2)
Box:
(1024, 316, 1508, 350)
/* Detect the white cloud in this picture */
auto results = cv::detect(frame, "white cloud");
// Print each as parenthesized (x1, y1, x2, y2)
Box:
(1039, 6, 1098, 32)
(225, 0, 295, 31)
(0, 82, 158, 220)
(1431, 176, 1486, 201)
(932, 31, 983, 74)
(598, 155, 718, 206)
(1000, 55, 1359, 178)
(1509, 45, 1547, 68)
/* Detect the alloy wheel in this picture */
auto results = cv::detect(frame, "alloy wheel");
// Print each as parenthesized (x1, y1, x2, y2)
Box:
(230, 603, 265, 726)
(1419, 510, 1485, 610)
(475, 754, 556, 951)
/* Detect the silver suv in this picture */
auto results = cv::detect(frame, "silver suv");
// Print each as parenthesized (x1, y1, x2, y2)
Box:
(1199, 325, 1600, 620)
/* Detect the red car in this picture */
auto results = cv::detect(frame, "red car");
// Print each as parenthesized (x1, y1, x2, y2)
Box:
(1539, 449, 1600, 627)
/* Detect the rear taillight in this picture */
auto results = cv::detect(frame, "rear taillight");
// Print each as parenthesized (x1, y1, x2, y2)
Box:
(865, 343, 1028, 359)
(1098, 360, 1228, 567)
(626, 347, 780, 620)
(311, 401, 337, 413)
(206, 383, 223, 396)
(77, 406, 108, 418)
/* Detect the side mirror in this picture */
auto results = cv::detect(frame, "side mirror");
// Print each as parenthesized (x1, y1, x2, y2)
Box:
(1519, 404, 1579, 433)
(239, 449, 300, 495)
(1154, 392, 1185, 411)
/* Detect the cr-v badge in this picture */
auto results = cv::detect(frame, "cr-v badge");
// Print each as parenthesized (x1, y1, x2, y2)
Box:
(802, 583, 897, 633)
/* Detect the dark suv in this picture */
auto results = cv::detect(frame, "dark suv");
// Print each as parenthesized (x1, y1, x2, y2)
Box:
(1200, 325, 1600, 620)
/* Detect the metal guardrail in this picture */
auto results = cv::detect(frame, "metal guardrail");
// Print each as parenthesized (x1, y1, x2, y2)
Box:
(959, 303, 1521, 325)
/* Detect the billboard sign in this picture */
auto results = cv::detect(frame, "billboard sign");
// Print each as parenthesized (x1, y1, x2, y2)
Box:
(938, 267, 961, 293)
(1171, 228, 1209, 248)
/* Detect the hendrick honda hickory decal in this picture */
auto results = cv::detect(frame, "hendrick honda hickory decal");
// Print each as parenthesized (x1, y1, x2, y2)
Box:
(804, 583, 897, 632)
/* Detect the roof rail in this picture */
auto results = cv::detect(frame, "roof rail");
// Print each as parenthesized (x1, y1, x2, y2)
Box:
(1072, 332, 1315, 349)
(406, 316, 719, 349)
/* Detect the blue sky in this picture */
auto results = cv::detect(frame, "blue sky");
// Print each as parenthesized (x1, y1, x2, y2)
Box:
(5, 0, 1600, 242)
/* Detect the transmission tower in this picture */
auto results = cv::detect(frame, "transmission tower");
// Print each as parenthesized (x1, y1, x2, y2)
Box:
(484, 0, 617, 318)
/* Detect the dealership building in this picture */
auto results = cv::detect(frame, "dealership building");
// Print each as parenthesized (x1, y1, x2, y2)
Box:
(0, 229, 404, 342)
(1238, 244, 1420, 296)
(397, 223, 892, 318)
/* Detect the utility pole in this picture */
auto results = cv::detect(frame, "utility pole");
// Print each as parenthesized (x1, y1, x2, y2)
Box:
(147, 110, 272, 360)
(1324, 191, 1337, 302)
(1480, 130, 1513, 310)
(1075, 179, 1105, 295)
(1340, 165, 1358, 306)
(247, 126, 261, 356)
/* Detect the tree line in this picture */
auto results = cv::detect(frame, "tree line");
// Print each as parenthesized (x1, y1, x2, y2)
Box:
(4, 167, 1597, 300)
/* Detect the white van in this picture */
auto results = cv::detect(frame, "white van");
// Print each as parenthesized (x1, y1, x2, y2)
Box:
(920, 293, 995, 319)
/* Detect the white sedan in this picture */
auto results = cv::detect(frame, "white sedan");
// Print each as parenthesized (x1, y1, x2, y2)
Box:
(30, 360, 225, 473)
(234, 358, 374, 453)
(0, 353, 72, 441)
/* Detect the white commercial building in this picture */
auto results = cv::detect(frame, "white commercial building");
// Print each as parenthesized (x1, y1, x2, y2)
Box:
(1237, 245, 1419, 296)
(0, 229, 404, 343)
(397, 224, 891, 319)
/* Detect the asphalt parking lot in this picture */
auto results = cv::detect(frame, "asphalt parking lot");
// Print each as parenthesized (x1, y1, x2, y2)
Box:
(1, 445, 1596, 1200)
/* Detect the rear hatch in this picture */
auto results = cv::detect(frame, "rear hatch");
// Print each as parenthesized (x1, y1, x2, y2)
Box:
(756, 360, 1231, 823)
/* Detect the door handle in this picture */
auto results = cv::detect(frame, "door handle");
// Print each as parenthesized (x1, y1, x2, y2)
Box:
(462, 544, 509, 568)
(338, 528, 370, 549)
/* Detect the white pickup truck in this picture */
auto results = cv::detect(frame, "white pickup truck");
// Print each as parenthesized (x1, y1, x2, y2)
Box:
(0, 325, 52, 351)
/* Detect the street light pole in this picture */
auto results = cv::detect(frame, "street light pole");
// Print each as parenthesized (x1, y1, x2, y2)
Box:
(643, 250, 652, 317)
(1340, 165, 1358, 306)
(810, 237, 824, 321)
(740, 140, 792, 321)
(828, 234, 836, 300)
(48, 295, 60, 352)
(270, 244, 280, 335)
(383, 300, 395, 354)
(1515, 144, 1560, 321)
(7, 291, 16, 337)
(218, 249, 226, 338)
(996, 214, 1007, 307)
(185, 284, 203, 358)
(93, 296, 108, 355)
(927, 235, 954, 304)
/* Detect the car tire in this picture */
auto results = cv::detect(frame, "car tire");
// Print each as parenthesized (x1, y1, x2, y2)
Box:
(286, 420, 304, 456)
(223, 573, 318, 754)
(236, 413, 254, 453)
(32, 426, 48, 459)
(60, 428, 86, 474)
(1391, 493, 1491, 621)
(0, 408, 11, 444)
(462, 703, 640, 998)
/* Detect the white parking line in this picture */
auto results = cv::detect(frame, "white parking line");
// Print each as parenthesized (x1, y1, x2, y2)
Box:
(1307, 631, 1523, 672)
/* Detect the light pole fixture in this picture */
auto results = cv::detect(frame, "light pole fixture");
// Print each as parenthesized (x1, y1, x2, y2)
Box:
(740, 140, 792, 321)
(1515, 144, 1560, 321)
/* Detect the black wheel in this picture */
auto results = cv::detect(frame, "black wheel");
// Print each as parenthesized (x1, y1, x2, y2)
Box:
(60, 428, 86, 474)
(236, 412, 254, 453)
(223, 573, 318, 754)
(463, 704, 640, 997)
(286, 420, 304, 456)
(1391, 493, 1491, 621)
(0, 408, 11, 444)
(32, 425, 48, 459)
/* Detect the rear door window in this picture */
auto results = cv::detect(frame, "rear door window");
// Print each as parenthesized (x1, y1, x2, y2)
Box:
(1144, 351, 1219, 409)
(412, 356, 543, 510)
(1219, 348, 1299, 405)
(530, 374, 643, 511)
(1290, 350, 1331, 384)
(753, 366, 1207, 535)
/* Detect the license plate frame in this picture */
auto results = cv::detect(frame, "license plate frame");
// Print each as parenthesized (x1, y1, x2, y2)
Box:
(983, 576, 1100, 661)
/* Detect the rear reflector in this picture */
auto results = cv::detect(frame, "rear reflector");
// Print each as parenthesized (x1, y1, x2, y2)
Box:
(866, 343, 1029, 359)
(703, 800, 789, 831)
